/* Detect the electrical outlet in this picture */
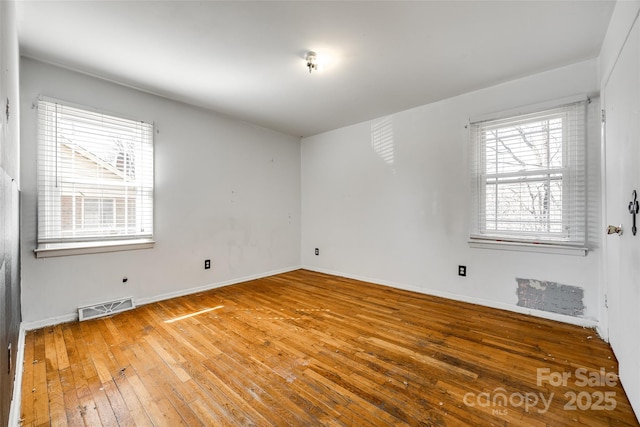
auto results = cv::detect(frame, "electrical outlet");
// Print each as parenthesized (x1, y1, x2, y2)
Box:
(458, 265, 467, 277)
(204, 259, 211, 269)
(315, 248, 319, 256)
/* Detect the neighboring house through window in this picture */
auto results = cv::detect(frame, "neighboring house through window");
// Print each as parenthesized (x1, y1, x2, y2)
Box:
(36, 98, 154, 257)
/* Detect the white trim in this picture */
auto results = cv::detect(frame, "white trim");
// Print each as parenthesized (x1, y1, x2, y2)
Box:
(8, 325, 27, 427)
(468, 238, 588, 256)
(22, 313, 78, 331)
(21, 265, 302, 330)
(136, 265, 301, 306)
(20, 261, 600, 341)
(34, 239, 155, 258)
(302, 265, 599, 330)
(596, 323, 609, 343)
(601, 5, 640, 90)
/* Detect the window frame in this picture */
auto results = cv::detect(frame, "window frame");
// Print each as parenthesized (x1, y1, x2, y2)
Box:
(468, 96, 589, 256)
(35, 97, 155, 258)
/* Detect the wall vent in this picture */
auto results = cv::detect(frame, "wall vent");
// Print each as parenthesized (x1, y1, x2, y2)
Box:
(78, 297, 135, 321)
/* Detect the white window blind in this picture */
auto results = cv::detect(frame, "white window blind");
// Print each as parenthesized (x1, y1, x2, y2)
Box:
(469, 100, 587, 246)
(37, 99, 154, 246)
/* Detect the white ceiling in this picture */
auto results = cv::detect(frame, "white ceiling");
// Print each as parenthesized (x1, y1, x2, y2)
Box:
(16, 1, 615, 137)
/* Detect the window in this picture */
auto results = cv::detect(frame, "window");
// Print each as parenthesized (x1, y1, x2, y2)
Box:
(36, 99, 154, 256)
(469, 100, 587, 252)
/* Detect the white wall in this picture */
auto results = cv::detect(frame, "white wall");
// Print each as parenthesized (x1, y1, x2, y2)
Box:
(0, 0, 19, 180)
(302, 59, 602, 326)
(20, 58, 301, 326)
(599, 0, 640, 417)
(1, 1, 23, 426)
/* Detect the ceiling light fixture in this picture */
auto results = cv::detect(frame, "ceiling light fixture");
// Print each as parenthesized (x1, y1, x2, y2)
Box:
(305, 51, 318, 73)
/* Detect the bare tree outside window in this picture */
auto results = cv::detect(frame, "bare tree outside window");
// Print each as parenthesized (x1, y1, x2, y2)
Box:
(484, 116, 564, 235)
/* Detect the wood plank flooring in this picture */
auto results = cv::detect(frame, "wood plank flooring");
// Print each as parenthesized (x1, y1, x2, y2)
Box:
(19, 269, 639, 426)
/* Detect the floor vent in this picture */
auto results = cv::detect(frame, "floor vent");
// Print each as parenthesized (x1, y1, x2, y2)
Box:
(78, 297, 135, 321)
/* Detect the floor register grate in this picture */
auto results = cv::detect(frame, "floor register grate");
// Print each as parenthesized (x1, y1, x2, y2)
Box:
(78, 297, 135, 321)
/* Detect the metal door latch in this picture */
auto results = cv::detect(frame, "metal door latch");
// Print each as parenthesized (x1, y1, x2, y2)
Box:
(629, 190, 639, 236)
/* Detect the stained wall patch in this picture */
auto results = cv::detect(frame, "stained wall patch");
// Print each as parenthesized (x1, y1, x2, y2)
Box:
(516, 278, 584, 317)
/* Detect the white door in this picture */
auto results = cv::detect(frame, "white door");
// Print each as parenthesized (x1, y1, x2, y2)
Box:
(603, 17, 640, 415)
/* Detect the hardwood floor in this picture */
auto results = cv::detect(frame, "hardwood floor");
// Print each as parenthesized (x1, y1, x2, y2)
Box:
(19, 269, 639, 426)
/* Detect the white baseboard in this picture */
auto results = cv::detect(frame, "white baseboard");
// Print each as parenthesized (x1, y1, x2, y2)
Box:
(21, 265, 302, 331)
(22, 264, 600, 332)
(21, 312, 78, 331)
(8, 324, 27, 427)
(302, 265, 600, 330)
(136, 265, 302, 306)
(596, 324, 609, 342)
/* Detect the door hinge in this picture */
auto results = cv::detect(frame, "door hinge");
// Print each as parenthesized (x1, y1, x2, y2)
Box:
(604, 294, 608, 308)
(601, 109, 606, 123)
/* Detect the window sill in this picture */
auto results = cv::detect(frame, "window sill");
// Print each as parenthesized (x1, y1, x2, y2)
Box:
(468, 238, 588, 256)
(35, 239, 155, 258)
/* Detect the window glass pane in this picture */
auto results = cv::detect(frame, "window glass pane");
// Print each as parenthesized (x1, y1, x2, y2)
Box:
(484, 116, 566, 237)
(485, 116, 563, 175)
(488, 179, 563, 234)
(83, 197, 101, 229)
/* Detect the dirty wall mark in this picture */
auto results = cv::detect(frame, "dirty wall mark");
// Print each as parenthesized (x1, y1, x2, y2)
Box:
(516, 278, 584, 317)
